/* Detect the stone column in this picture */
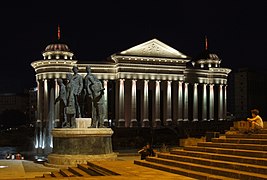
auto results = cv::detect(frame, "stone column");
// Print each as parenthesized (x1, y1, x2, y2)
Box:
(183, 83, 189, 121)
(131, 80, 137, 127)
(218, 84, 223, 120)
(37, 80, 41, 122)
(154, 80, 161, 127)
(202, 84, 207, 121)
(193, 83, 198, 121)
(224, 85, 227, 119)
(166, 81, 172, 125)
(35, 80, 42, 150)
(142, 80, 149, 127)
(118, 79, 125, 127)
(103, 80, 109, 124)
(42, 79, 49, 151)
(54, 79, 60, 127)
(209, 84, 214, 121)
(177, 81, 183, 122)
(44, 79, 49, 122)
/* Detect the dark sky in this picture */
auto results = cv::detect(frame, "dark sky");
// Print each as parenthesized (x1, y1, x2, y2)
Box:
(1, 0, 267, 93)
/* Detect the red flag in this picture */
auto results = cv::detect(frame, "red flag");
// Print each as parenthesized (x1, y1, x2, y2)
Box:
(57, 25, 61, 40)
(205, 35, 208, 50)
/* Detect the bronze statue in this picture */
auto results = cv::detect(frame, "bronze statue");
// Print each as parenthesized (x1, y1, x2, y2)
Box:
(54, 78, 67, 127)
(84, 65, 106, 128)
(71, 66, 83, 118)
(65, 73, 76, 128)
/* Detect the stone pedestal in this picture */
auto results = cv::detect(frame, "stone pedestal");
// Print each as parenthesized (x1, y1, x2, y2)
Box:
(76, 118, 92, 128)
(47, 128, 117, 167)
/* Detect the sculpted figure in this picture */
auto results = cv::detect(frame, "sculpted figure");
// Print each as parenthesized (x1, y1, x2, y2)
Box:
(64, 73, 76, 128)
(54, 78, 67, 127)
(71, 66, 83, 118)
(84, 65, 106, 128)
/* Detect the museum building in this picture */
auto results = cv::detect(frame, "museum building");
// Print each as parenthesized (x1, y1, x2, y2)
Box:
(31, 38, 231, 151)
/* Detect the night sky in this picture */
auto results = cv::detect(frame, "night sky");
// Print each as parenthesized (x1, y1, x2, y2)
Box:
(1, 0, 267, 93)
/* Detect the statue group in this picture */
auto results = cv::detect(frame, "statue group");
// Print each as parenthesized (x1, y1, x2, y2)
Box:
(55, 65, 106, 128)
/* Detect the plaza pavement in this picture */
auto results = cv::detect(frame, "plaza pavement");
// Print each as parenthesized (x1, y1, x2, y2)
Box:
(0, 153, 196, 180)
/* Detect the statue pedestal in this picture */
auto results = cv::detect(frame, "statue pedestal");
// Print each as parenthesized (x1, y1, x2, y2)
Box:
(76, 118, 92, 128)
(47, 128, 117, 167)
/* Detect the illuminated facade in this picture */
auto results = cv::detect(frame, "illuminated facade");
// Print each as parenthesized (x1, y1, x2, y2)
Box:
(31, 38, 231, 152)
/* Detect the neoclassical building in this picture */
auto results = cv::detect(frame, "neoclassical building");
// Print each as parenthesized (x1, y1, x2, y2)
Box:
(31, 38, 231, 152)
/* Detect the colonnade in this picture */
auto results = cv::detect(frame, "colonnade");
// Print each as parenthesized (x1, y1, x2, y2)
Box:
(117, 79, 228, 127)
(34, 77, 228, 151)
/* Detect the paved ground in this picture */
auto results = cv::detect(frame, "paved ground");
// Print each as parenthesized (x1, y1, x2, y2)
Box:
(0, 154, 196, 180)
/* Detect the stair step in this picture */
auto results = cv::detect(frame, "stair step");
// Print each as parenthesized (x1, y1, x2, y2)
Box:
(77, 164, 104, 176)
(43, 173, 53, 178)
(59, 168, 76, 177)
(86, 161, 120, 176)
(157, 152, 267, 175)
(145, 157, 267, 179)
(184, 146, 267, 158)
(198, 142, 267, 151)
(171, 149, 267, 166)
(51, 171, 64, 177)
(68, 167, 91, 177)
(134, 160, 238, 180)
(212, 138, 267, 145)
(226, 134, 267, 139)
(259, 129, 267, 134)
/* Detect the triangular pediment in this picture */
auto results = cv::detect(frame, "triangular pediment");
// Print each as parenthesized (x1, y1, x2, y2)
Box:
(119, 38, 189, 59)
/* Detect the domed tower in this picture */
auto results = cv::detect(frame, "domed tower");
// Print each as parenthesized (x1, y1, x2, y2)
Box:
(42, 26, 74, 60)
(185, 36, 231, 122)
(192, 36, 221, 69)
(42, 43, 74, 60)
(31, 26, 77, 154)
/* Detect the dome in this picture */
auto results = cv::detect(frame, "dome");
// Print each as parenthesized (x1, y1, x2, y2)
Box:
(192, 50, 221, 68)
(42, 42, 74, 60)
(44, 43, 70, 52)
(194, 50, 220, 61)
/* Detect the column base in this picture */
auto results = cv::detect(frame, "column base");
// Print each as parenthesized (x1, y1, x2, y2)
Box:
(142, 119, 149, 127)
(130, 119, 138, 127)
(154, 119, 161, 127)
(54, 119, 61, 128)
(166, 119, 172, 126)
(192, 119, 198, 122)
(104, 119, 109, 127)
(183, 119, 189, 122)
(118, 119, 125, 127)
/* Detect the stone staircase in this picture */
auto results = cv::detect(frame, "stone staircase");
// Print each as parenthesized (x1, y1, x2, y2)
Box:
(134, 128, 267, 180)
(36, 161, 120, 178)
